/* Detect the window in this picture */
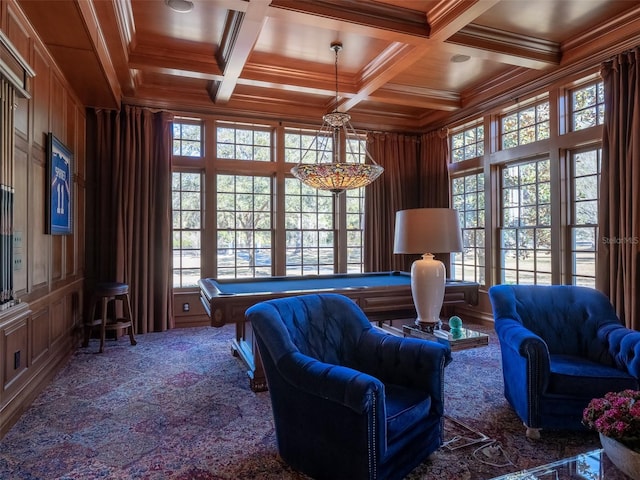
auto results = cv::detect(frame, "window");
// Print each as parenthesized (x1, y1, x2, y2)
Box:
(451, 173, 485, 284)
(217, 122, 271, 161)
(571, 81, 605, 131)
(172, 172, 202, 287)
(345, 187, 365, 273)
(570, 148, 600, 287)
(216, 175, 272, 278)
(501, 101, 550, 149)
(499, 158, 552, 284)
(173, 119, 203, 157)
(284, 179, 334, 275)
(344, 134, 367, 273)
(451, 122, 484, 162)
(284, 127, 332, 164)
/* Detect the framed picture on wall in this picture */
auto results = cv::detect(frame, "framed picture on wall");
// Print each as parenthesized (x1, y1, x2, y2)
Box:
(46, 133, 73, 235)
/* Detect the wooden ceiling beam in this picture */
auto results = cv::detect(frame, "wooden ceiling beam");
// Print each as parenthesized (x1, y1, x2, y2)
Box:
(445, 24, 561, 69)
(427, 0, 502, 41)
(212, 0, 271, 104)
(269, 0, 430, 38)
(128, 48, 223, 81)
(369, 85, 461, 112)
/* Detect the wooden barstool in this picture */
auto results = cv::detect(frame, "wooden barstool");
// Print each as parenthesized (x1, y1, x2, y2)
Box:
(83, 282, 137, 353)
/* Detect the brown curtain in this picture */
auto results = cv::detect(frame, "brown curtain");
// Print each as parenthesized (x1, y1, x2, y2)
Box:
(419, 129, 451, 208)
(92, 105, 174, 333)
(364, 132, 420, 272)
(597, 47, 640, 330)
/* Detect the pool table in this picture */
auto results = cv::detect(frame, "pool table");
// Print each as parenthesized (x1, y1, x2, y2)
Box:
(199, 271, 479, 391)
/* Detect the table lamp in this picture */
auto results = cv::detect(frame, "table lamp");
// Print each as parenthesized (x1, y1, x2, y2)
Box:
(393, 208, 463, 331)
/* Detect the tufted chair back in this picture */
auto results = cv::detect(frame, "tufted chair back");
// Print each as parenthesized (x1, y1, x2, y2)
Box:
(490, 284, 622, 363)
(266, 293, 371, 367)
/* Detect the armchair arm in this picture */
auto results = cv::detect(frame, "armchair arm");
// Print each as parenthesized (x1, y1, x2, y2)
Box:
(601, 324, 640, 378)
(495, 318, 551, 392)
(277, 351, 384, 415)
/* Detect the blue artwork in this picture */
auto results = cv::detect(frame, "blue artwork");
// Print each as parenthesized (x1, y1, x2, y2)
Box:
(48, 134, 73, 235)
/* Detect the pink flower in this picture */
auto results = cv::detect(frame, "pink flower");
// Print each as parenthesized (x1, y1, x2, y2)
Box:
(583, 390, 640, 449)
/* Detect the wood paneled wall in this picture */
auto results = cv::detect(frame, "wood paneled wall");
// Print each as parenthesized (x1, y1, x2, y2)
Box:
(0, 0, 86, 437)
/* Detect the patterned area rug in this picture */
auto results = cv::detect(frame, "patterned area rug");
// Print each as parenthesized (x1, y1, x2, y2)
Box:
(0, 322, 601, 479)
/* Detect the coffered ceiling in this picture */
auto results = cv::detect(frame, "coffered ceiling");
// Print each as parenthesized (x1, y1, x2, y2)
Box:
(16, 0, 640, 131)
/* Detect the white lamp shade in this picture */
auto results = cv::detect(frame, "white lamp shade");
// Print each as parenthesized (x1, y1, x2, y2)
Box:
(393, 208, 463, 254)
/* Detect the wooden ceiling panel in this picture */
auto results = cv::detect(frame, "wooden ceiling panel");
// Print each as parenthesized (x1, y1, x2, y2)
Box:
(130, 0, 228, 46)
(473, 0, 636, 42)
(390, 47, 513, 93)
(256, 17, 390, 73)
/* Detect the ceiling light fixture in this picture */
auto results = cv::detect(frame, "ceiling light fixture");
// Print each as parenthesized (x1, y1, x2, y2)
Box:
(165, 0, 194, 13)
(291, 42, 384, 195)
(451, 54, 471, 63)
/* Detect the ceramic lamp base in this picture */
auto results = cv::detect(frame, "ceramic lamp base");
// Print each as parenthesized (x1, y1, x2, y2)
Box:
(410, 253, 446, 330)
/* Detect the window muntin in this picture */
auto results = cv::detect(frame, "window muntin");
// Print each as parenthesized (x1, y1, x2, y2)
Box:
(216, 175, 272, 278)
(173, 120, 203, 157)
(499, 158, 552, 284)
(172, 172, 202, 287)
(216, 122, 271, 161)
(501, 101, 550, 150)
(451, 173, 485, 284)
(451, 123, 484, 162)
(570, 148, 600, 287)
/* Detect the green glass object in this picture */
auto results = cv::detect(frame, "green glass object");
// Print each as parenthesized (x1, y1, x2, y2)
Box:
(449, 316, 463, 329)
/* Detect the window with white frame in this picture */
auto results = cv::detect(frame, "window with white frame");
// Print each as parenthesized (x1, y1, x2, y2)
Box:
(499, 158, 552, 284)
(501, 100, 550, 149)
(451, 173, 485, 284)
(570, 147, 600, 287)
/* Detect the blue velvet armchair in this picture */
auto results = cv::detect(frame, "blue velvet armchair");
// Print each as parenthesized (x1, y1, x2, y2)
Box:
(245, 293, 452, 480)
(488, 284, 640, 439)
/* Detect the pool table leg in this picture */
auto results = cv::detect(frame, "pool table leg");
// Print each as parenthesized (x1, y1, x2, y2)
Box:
(233, 321, 268, 392)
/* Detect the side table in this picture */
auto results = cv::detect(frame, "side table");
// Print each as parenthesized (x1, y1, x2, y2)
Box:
(403, 324, 489, 351)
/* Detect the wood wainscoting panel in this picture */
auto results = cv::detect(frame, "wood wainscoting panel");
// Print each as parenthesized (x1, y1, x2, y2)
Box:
(173, 290, 209, 328)
(13, 140, 27, 294)
(2, 306, 29, 392)
(30, 158, 46, 288)
(50, 297, 65, 346)
(31, 42, 49, 150)
(29, 307, 48, 367)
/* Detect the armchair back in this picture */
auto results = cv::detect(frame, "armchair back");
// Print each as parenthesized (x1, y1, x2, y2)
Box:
(490, 284, 621, 362)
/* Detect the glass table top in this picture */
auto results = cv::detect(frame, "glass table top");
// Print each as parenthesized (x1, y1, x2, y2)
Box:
(488, 449, 630, 480)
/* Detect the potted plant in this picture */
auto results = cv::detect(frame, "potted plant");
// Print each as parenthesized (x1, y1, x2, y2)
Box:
(583, 389, 640, 479)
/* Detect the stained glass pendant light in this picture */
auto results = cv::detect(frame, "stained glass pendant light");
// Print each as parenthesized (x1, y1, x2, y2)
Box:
(291, 42, 384, 194)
